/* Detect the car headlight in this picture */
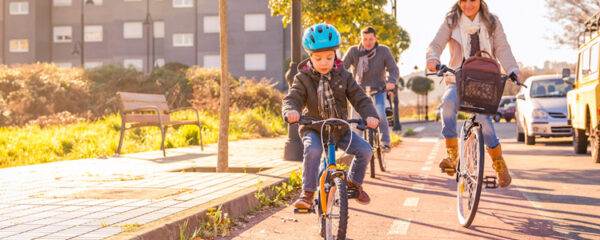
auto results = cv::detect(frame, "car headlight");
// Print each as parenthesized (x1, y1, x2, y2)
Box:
(532, 109, 548, 119)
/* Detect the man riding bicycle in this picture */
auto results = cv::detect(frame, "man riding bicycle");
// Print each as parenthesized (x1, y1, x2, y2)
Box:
(342, 26, 400, 152)
(283, 23, 379, 209)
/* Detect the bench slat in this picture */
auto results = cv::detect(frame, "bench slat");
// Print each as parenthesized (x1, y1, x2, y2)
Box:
(120, 101, 170, 112)
(117, 92, 167, 102)
(124, 114, 171, 123)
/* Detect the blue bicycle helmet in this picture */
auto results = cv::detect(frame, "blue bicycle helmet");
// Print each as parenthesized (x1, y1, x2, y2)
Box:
(302, 23, 341, 54)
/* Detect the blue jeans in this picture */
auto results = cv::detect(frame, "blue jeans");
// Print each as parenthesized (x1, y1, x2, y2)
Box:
(351, 93, 391, 144)
(441, 84, 500, 149)
(301, 130, 373, 192)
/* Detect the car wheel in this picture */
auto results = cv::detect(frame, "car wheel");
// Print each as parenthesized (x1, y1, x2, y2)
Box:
(493, 113, 501, 122)
(589, 122, 600, 163)
(573, 128, 587, 154)
(524, 122, 535, 145)
(516, 123, 524, 142)
(505, 117, 512, 122)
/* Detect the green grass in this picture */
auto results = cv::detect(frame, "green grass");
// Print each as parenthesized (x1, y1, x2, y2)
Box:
(0, 107, 285, 168)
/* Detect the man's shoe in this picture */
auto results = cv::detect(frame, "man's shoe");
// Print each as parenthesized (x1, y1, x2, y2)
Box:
(381, 144, 391, 153)
(293, 191, 314, 209)
(348, 181, 370, 205)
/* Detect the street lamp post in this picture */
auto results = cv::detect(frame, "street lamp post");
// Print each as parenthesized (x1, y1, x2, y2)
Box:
(283, 0, 303, 161)
(75, 0, 95, 67)
(144, 0, 153, 73)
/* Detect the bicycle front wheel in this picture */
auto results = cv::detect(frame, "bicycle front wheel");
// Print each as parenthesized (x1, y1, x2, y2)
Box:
(324, 177, 348, 240)
(456, 125, 484, 228)
(368, 130, 376, 178)
(376, 129, 387, 172)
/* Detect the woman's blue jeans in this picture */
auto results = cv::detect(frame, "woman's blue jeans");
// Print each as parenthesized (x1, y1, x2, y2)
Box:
(441, 84, 500, 149)
(301, 130, 373, 192)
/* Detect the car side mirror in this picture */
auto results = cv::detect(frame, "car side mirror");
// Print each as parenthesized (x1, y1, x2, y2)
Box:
(562, 68, 574, 86)
(516, 94, 525, 100)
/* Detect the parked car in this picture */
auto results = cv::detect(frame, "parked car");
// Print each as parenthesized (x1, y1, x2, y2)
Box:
(494, 96, 516, 122)
(515, 74, 573, 145)
(567, 11, 600, 163)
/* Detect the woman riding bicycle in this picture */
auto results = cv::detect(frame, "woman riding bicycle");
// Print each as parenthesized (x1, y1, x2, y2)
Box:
(283, 23, 380, 208)
(426, 0, 522, 187)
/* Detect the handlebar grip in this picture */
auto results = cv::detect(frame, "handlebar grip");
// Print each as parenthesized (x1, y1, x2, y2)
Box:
(435, 64, 442, 71)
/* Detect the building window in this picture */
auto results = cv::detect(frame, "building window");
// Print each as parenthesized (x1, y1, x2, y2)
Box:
(87, 0, 103, 5)
(124, 59, 143, 71)
(173, 33, 193, 47)
(173, 0, 192, 8)
(123, 22, 143, 39)
(154, 21, 165, 38)
(155, 58, 165, 67)
(9, 39, 29, 53)
(203, 16, 219, 33)
(54, 26, 73, 43)
(55, 62, 73, 68)
(204, 55, 220, 69)
(84, 62, 102, 69)
(245, 14, 266, 32)
(245, 53, 266, 71)
(54, 0, 72, 6)
(9, 2, 29, 15)
(85, 25, 103, 42)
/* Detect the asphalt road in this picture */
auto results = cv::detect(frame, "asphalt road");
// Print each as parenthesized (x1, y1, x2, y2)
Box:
(222, 121, 600, 240)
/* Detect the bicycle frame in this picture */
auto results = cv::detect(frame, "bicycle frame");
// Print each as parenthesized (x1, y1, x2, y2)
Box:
(318, 125, 347, 218)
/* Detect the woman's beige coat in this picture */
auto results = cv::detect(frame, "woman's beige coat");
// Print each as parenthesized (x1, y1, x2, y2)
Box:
(426, 15, 519, 85)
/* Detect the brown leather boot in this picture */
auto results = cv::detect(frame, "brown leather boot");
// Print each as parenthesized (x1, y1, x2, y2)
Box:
(487, 144, 512, 187)
(293, 191, 315, 209)
(439, 138, 458, 176)
(348, 181, 370, 205)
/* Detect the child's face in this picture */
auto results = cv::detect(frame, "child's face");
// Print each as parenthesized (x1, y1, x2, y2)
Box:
(310, 51, 336, 75)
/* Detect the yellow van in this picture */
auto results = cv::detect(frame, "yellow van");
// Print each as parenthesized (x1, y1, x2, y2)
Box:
(566, 11, 600, 163)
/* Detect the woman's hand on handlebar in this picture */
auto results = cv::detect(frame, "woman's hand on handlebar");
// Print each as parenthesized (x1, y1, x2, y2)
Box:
(427, 59, 440, 72)
(366, 117, 379, 129)
(385, 83, 395, 91)
(285, 110, 300, 123)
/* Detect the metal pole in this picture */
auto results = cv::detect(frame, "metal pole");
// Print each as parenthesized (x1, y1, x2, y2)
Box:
(194, 0, 198, 66)
(217, 0, 229, 172)
(283, 0, 303, 161)
(391, 0, 402, 131)
(145, 0, 152, 73)
(80, 1, 84, 67)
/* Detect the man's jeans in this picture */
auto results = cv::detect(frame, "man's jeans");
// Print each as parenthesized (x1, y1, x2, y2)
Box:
(351, 92, 391, 144)
(301, 130, 373, 192)
(441, 84, 500, 149)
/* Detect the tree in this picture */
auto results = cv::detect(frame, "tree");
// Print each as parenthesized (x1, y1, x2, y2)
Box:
(269, 0, 411, 58)
(217, 0, 230, 172)
(406, 76, 434, 95)
(546, 0, 600, 48)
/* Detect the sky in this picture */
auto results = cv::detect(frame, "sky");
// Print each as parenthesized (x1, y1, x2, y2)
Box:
(392, 0, 577, 75)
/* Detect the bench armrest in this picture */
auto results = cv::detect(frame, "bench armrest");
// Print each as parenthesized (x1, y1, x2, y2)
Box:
(168, 107, 201, 122)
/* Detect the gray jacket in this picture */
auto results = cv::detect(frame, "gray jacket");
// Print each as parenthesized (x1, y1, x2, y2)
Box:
(282, 58, 379, 139)
(342, 45, 400, 91)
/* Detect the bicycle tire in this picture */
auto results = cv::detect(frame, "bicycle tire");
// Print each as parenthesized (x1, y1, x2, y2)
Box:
(365, 130, 375, 178)
(456, 124, 484, 228)
(376, 129, 387, 172)
(324, 177, 348, 240)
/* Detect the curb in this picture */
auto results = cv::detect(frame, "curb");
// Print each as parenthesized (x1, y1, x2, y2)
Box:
(106, 166, 296, 240)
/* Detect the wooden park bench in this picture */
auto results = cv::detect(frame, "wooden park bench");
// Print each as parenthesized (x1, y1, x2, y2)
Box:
(116, 92, 204, 157)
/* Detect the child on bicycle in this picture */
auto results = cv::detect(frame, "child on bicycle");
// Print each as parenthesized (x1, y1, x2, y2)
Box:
(426, 0, 522, 187)
(283, 23, 380, 208)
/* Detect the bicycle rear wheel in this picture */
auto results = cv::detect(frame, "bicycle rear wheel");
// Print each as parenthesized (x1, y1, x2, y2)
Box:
(368, 130, 376, 178)
(324, 177, 348, 240)
(376, 129, 387, 172)
(456, 124, 484, 228)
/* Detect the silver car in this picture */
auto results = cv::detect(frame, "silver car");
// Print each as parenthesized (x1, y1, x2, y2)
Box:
(515, 75, 574, 145)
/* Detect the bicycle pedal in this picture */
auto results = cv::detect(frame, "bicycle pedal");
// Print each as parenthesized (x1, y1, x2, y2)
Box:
(441, 167, 456, 173)
(483, 176, 498, 189)
(294, 208, 315, 214)
(347, 186, 360, 199)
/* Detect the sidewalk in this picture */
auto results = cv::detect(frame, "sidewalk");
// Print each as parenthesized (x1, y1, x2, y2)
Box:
(0, 137, 300, 240)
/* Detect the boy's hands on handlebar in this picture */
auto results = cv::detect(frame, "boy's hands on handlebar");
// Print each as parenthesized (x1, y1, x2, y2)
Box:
(366, 117, 379, 129)
(285, 110, 300, 123)
(427, 59, 441, 72)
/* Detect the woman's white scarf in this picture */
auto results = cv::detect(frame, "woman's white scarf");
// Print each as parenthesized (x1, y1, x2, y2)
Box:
(458, 13, 492, 58)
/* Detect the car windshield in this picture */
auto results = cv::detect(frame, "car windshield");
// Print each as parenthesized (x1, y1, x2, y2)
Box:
(530, 79, 573, 98)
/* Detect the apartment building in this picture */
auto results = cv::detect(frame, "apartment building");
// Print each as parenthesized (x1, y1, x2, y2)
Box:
(0, 0, 291, 88)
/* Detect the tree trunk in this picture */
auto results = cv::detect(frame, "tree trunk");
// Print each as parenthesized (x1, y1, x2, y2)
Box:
(217, 0, 229, 172)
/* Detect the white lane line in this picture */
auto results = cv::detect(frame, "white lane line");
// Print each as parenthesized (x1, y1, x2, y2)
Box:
(427, 156, 436, 160)
(388, 219, 411, 235)
(412, 184, 425, 190)
(425, 161, 433, 165)
(413, 126, 425, 132)
(417, 174, 429, 180)
(421, 166, 431, 171)
(418, 137, 438, 142)
(403, 197, 420, 207)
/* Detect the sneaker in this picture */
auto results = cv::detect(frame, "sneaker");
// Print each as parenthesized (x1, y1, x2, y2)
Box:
(348, 181, 370, 205)
(381, 144, 391, 153)
(293, 191, 314, 209)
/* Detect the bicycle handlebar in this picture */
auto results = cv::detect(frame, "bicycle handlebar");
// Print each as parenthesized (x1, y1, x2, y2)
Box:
(426, 64, 527, 88)
(284, 116, 372, 131)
